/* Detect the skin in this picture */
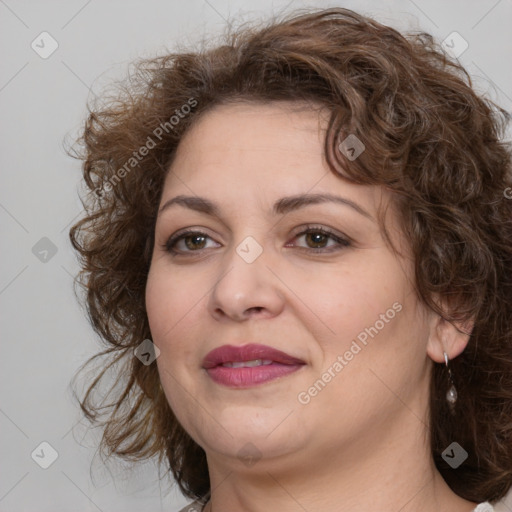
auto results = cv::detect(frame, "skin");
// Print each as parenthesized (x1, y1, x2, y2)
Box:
(145, 101, 478, 512)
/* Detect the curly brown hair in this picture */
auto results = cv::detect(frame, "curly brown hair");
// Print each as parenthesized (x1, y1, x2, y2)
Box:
(68, 6, 512, 505)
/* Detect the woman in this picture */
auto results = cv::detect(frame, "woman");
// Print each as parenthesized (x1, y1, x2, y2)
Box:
(69, 7, 512, 512)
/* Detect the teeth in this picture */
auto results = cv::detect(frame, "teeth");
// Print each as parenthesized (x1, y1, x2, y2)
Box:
(221, 359, 273, 368)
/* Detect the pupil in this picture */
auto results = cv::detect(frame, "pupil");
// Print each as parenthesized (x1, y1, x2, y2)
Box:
(307, 233, 326, 248)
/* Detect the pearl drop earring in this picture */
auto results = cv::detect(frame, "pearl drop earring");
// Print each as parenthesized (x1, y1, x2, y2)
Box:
(444, 351, 457, 415)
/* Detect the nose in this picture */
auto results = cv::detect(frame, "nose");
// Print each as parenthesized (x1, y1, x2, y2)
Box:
(207, 242, 285, 322)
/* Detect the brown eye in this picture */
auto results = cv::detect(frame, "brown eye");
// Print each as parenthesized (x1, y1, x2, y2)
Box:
(303, 231, 330, 249)
(162, 225, 351, 257)
(164, 230, 218, 254)
(183, 234, 208, 250)
(288, 225, 351, 253)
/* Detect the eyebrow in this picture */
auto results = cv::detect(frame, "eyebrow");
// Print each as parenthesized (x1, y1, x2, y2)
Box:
(158, 193, 374, 221)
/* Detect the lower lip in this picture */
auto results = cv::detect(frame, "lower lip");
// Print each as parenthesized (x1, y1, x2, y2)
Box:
(205, 363, 304, 388)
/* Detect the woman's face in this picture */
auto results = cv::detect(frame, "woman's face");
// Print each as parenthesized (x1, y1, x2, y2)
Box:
(146, 101, 436, 471)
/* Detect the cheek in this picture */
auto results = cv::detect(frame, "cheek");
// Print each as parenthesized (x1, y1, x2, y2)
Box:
(145, 263, 207, 360)
(145, 265, 185, 352)
(296, 256, 405, 352)
(145, 269, 166, 337)
(145, 268, 198, 409)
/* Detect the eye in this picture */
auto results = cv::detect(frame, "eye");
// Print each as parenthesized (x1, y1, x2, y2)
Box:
(163, 229, 218, 254)
(287, 225, 351, 252)
(162, 225, 351, 256)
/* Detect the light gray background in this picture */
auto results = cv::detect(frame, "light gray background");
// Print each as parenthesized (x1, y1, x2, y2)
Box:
(1, 1, 511, 511)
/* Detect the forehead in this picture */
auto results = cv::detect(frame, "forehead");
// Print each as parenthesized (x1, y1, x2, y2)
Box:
(161, 101, 394, 230)
(172, 101, 327, 175)
(166, 101, 352, 193)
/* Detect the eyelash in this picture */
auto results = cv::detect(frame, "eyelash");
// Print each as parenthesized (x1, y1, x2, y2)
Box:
(162, 224, 351, 256)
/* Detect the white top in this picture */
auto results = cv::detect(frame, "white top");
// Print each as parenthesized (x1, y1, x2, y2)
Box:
(473, 503, 495, 512)
(178, 500, 498, 511)
(178, 501, 203, 512)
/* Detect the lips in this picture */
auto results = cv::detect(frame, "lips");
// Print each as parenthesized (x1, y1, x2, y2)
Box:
(202, 343, 306, 388)
(202, 343, 305, 369)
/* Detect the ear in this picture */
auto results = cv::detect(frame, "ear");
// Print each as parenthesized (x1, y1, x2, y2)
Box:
(426, 298, 474, 363)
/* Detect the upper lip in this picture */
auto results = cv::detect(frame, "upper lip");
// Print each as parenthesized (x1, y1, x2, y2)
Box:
(202, 343, 306, 369)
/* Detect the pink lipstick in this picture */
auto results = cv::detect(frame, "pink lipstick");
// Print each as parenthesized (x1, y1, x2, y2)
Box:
(202, 343, 306, 388)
